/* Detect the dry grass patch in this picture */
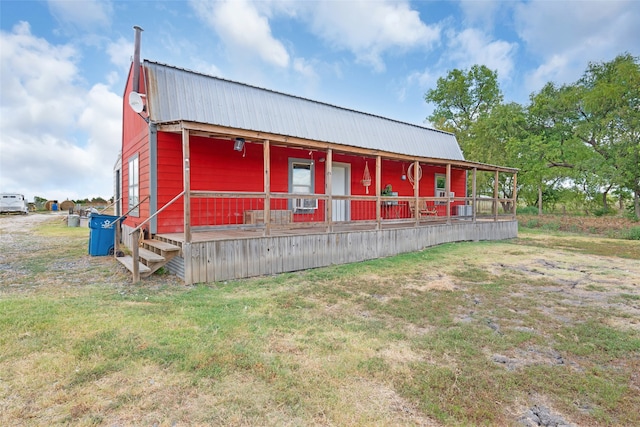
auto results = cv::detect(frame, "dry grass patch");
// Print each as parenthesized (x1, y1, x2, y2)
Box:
(1, 216, 640, 425)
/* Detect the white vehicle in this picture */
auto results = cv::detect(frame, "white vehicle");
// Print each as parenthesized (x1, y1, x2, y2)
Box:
(0, 193, 29, 214)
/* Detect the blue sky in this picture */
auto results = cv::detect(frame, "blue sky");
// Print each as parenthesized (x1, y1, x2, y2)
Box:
(1, 0, 639, 202)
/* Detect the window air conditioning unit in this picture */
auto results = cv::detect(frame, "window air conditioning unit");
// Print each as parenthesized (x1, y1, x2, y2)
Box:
(436, 191, 454, 198)
(294, 198, 318, 211)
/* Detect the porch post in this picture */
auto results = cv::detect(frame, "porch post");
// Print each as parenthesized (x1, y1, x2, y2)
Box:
(182, 127, 193, 285)
(414, 160, 420, 227)
(325, 148, 333, 233)
(114, 220, 121, 259)
(493, 169, 500, 221)
(375, 156, 381, 230)
(132, 229, 140, 283)
(263, 139, 271, 236)
(512, 172, 518, 219)
(445, 163, 451, 224)
(472, 167, 477, 223)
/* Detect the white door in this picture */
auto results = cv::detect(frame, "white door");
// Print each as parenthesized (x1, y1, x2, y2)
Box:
(331, 163, 350, 221)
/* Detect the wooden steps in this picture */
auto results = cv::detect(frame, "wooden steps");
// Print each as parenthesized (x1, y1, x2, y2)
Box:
(117, 238, 180, 280)
(138, 247, 165, 263)
(117, 256, 151, 275)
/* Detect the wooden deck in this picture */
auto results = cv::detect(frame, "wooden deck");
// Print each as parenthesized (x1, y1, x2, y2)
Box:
(155, 219, 458, 244)
(129, 218, 518, 284)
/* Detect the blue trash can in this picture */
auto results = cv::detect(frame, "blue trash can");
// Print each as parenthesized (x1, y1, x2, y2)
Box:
(88, 214, 120, 256)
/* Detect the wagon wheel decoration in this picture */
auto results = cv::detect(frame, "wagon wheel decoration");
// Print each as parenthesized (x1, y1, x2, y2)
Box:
(361, 161, 372, 194)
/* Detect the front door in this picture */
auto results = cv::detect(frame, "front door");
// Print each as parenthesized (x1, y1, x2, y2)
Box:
(331, 163, 350, 222)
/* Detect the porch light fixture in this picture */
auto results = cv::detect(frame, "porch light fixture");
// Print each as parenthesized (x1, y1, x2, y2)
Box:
(233, 138, 245, 151)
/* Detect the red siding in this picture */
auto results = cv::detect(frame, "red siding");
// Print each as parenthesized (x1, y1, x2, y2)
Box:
(153, 133, 469, 233)
(121, 64, 150, 230)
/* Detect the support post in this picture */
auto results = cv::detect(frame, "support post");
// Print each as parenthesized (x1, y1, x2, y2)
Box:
(512, 172, 518, 218)
(445, 163, 451, 224)
(182, 127, 192, 285)
(325, 148, 333, 233)
(375, 156, 381, 229)
(114, 219, 121, 259)
(263, 139, 271, 236)
(132, 228, 140, 283)
(472, 168, 477, 223)
(414, 160, 420, 227)
(494, 169, 500, 221)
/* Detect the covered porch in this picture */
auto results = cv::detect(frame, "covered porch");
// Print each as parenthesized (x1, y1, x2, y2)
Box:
(121, 121, 518, 284)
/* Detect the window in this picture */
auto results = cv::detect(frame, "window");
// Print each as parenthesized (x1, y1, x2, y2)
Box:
(128, 155, 139, 216)
(435, 174, 446, 204)
(289, 159, 317, 211)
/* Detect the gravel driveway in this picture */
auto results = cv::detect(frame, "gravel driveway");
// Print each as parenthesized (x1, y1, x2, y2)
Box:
(0, 213, 182, 294)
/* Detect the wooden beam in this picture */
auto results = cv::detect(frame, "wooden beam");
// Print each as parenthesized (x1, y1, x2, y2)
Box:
(414, 160, 420, 226)
(512, 172, 518, 219)
(114, 219, 121, 259)
(132, 229, 140, 283)
(182, 128, 192, 243)
(446, 163, 451, 224)
(472, 167, 477, 223)
(325, 148, 333, 233)
(375, 156, 381, 229)
(263, 139, 271, 236)
(494, 169, 500, 221)
(182, 127, 192, 285)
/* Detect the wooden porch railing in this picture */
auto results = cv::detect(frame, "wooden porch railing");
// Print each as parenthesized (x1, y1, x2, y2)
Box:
(182, 191, 516, 234)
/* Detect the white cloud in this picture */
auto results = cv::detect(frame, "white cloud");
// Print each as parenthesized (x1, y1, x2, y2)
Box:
(525, 54, 571, 94)
(305, 0, 440, 71)
(446, 28, 517, 80)
(0, 22, 121, 201)
(190, 0, 290, 68)
(293, 57, 318, 80)
(47, 0, 112, 32)
(514, 0, 640, 91)
(191, 59, 224, 79)
(0, 22, 83, 134)
(458, 0, 501, 30)
(106, 37, 134, 71)
(409, 69, 438, 88)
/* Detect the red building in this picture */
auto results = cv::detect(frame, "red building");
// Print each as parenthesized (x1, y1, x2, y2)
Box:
(116, 28, 517, 284)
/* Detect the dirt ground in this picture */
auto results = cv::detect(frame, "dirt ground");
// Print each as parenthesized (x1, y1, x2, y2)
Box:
(0, 213, 182, 292)
(0, 212, 55, 233)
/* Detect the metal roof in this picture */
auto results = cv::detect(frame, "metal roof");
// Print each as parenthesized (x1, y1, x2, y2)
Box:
(144, 61, 465, 161)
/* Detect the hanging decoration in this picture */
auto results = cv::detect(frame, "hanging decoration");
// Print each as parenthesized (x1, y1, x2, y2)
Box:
(407, 163, 423, 189)
(361, 161, 372, 194)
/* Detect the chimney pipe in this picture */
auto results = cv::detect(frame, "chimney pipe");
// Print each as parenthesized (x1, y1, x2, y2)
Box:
(132, 26, 143, 93)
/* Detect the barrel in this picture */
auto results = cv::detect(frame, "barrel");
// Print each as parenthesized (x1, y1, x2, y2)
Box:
(67, 214, 80, 227)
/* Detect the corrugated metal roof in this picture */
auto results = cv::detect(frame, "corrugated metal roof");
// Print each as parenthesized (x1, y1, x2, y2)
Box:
(144, 61, 465, 161)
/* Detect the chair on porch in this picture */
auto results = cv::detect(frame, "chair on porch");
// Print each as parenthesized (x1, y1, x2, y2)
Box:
(408, 200, 438, 218)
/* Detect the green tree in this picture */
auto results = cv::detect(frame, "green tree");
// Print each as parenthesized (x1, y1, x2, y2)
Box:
(525, 83, 591, 213)
(425, 65, 516, 207)
(575, 54, 640, 218)
(425, 65, 503, 155)
(424, 56, 640, 218)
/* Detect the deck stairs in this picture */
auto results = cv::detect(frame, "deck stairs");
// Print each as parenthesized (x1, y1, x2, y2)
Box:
(116, 238, 181, 278)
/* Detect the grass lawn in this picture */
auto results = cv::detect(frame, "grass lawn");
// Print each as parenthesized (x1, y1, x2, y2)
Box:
(1, 218, 639, 425)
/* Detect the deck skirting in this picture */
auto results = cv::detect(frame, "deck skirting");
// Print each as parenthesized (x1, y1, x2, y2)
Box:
(121, 221, 517, 284)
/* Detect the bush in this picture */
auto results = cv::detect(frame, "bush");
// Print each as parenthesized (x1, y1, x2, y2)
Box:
(517, 206, 539, 215)
(593, 207, 614, 217)
(621, 227, 640, 240)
